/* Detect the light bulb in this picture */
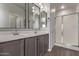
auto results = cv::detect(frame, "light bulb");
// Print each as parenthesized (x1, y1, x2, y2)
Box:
(52, 9, 55, 12)
(32, 7, 35, 10)
(32, 10, 35, 12)
(61, 5, 65, 9)
(39, 3, 42, 5)
(42, 24, 46, 28)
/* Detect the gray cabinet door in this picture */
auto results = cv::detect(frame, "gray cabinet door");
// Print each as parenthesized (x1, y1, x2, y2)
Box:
(37, 35, 45, 56)
(0, 39, 24, 56)
(44, 34, 49, 54)
(25, 37, 37, 56)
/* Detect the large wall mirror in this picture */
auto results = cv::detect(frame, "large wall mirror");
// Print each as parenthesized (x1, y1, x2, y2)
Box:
(0, 3, 27, 29)
(0, 3, 47, 30)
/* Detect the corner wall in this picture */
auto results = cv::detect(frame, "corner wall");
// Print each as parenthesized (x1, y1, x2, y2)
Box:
(48, 4, 56, 51)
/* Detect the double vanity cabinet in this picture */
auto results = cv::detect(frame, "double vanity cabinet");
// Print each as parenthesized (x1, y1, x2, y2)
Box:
(0, 34, 49, 56)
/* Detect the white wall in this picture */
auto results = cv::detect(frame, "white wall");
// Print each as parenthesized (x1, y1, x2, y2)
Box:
(48, 4, 56, 51)
(76, 4, 79, 12)
(76, 4, 79, 46)
(50, 14, 56, 50)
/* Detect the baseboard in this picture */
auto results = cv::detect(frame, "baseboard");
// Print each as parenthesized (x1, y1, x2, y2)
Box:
(55, 43, 79, 51)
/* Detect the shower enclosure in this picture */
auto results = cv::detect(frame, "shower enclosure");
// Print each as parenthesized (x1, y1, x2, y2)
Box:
(55, 13, 79, 46)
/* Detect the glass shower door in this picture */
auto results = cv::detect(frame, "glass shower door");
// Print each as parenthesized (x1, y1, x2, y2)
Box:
(63, 14, 78, 46)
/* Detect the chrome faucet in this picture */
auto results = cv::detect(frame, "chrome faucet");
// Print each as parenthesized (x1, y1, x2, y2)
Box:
(13, 29, 19, 35)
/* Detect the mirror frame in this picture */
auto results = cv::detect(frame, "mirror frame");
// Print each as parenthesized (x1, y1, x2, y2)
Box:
(40, 11, 47, 29)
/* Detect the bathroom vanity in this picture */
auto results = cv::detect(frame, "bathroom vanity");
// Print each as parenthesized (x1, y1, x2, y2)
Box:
(0, 34, 49, 56)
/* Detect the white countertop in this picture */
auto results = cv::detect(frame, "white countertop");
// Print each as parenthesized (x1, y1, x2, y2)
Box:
(0, 31, 49, 43)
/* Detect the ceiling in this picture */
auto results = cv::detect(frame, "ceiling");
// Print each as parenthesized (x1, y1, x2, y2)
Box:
(50, 3, 77, 12)
(10, 3, 78, 13)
